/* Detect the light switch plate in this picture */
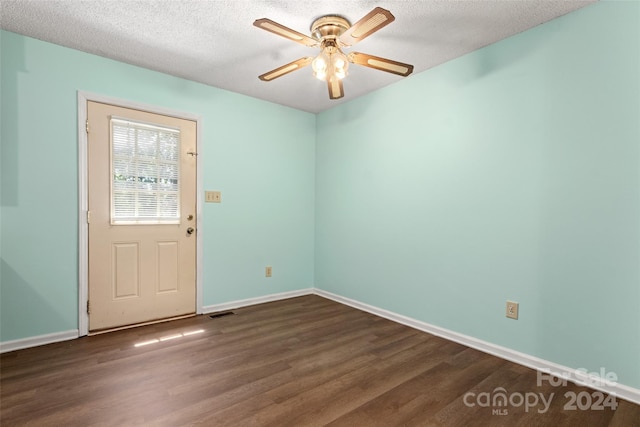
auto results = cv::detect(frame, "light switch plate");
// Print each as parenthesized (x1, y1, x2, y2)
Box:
(205, 191, 221, 203)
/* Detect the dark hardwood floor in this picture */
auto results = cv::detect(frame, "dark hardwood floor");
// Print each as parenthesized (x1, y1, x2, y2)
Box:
(1, 295, 638, 426)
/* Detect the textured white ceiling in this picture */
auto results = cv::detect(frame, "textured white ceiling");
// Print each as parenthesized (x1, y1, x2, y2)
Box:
(0, 0, 596, 113)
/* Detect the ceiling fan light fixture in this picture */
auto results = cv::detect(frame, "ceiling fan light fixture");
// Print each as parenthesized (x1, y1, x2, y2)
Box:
(312, 48, 349, 81)
(312, 40, 349, 81)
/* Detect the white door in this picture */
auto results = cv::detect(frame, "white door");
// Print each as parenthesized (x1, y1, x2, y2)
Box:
(87, 101, 197, 332)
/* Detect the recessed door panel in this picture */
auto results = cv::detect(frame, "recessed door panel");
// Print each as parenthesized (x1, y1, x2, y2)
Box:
(157, 241, 179, 293)
(112, 243, 140, 299)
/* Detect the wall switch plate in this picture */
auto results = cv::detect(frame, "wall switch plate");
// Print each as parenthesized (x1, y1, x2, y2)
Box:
(205, 191, 221, 203)
(265, 266, 272, 277)
(506, 301, 519, 319)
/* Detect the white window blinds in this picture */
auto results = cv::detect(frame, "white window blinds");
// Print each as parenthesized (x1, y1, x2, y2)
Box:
(110, 118, 181, 224)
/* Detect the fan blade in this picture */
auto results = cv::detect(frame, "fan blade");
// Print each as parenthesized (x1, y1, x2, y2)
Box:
(348, 52, 414, 77)
(339, 7, 395, 47)
(259, 57, 314, 81)
(327, 76, 344, 100)
(254, 18, 319, 47)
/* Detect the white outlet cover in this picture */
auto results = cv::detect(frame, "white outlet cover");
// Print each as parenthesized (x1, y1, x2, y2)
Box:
(506, 301, 519, 320)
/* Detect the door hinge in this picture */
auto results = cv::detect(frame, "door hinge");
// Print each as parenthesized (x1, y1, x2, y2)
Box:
(87, 300, 90, 315)
(87, 210, 91, 224)
(86, 120, 90, 134)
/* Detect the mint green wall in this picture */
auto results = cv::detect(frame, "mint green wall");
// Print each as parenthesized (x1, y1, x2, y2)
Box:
(316, 2, 640, 388)
(0, 30, 315, 341)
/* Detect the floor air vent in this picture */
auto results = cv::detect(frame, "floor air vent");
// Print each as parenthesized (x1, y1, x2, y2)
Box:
(209, 311, 235, 319)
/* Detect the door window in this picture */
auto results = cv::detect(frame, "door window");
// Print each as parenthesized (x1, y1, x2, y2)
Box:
(110, 117, 181, 224)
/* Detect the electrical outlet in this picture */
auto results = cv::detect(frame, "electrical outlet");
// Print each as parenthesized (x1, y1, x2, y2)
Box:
(506, 301, 519, 320)
(265, 266, 272, 277)
(205, 191, 221, 203)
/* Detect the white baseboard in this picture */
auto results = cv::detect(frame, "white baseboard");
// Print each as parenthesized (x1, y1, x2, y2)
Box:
(202, 288, 315, 314)
(314, 288, 640, 406)
(0, 330, 78, 354)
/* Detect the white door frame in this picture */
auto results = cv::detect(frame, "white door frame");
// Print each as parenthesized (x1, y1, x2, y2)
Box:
(77, 91, 204, 336)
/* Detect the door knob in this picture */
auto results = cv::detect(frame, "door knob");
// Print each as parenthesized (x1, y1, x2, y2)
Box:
(187, 227, 195, 235)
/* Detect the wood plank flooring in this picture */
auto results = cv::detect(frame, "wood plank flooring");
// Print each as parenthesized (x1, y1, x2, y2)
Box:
(1, 295, 638, 426)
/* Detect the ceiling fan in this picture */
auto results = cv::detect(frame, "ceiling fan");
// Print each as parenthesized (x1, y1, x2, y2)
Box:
(254, 7, 414, 100)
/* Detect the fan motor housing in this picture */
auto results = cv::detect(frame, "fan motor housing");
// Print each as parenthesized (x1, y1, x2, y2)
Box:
(311, 16, 350, 40)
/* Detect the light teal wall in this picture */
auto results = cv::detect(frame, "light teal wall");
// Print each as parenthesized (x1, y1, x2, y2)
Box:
(316, 2, 640, 388)
(0, 30, 315, 341)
